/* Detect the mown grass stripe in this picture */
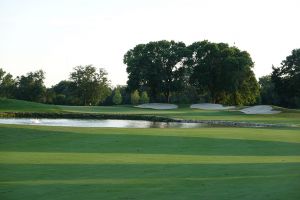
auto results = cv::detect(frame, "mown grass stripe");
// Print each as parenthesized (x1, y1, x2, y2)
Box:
(1, 124, 300, 144)
(1, 152, 300, 164)
(1, 174, 300, 185)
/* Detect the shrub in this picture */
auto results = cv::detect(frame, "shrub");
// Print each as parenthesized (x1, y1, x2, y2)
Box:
(112, 88, 122, 105)
(140, 91, 149, 104)
(131, 90, 140, 105)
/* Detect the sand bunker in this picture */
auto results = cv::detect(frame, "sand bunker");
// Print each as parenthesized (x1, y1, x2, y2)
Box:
(240, 105, 281, 114)
(190, 103, 235, 110)
(135, 103, 178, 110)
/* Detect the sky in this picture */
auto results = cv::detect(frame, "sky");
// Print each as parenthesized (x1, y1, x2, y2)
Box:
(0, 0, 299, 87)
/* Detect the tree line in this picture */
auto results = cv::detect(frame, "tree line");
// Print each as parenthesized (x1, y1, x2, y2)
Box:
(0, 40, 299, 108)
(0, 65, 148, 106)
(125, 40, 259, 105)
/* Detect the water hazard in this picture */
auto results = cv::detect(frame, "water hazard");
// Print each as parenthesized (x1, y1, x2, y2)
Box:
(0, 118, 208, 128)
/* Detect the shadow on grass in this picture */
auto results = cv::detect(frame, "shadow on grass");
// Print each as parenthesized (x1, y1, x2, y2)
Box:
(1, 127, 300, 156)
(1, 163, 300, 200)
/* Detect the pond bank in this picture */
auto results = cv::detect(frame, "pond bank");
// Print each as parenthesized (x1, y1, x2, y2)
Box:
(0, 112, 293, 128)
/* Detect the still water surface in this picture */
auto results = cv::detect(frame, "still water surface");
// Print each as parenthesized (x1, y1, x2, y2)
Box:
(0, 118, 208, 128)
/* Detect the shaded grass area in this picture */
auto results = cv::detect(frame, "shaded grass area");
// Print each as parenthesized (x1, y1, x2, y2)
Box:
(1, 164, 300, 200)
(1, 98, 300, 126)
(1, 126, 300, 156)
(1, 125, 300, 199)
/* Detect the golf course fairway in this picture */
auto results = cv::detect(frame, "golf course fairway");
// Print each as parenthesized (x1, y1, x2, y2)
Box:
(1, 124, 300, 199)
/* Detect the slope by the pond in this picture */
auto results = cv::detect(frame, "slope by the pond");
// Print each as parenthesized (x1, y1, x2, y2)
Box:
(0, 98, 62, 113)
(0, 124, 300, 200)
(1, 99, 300, 126)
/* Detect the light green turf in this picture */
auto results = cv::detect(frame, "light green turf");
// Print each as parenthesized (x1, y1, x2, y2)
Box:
(1, 98, 300, 126)
(1, 125, 300, 199)
(0, 98, 62, 112)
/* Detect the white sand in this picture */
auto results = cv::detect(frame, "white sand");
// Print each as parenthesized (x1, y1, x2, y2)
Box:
(135, 103, 178, 110)
(190, 103, 235, 110)
(240, 105, 281, 114)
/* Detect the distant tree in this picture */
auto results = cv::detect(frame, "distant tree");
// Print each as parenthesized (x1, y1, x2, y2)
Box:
(131, 90, 140, 105)
(124, 40, 188, 102)
(170, 85, 199, 104)
(45, 88, 56, 104)
(52, 80, 79, 105)
(112, 88, 122, 105)
(140, 91, 150, 104)
(70, 65, 111, 105)
(271, 49, 300, 108)
(0, 68, 15, 98)
(186, 41, 259, 105)
(259, 75, 278, 105)
(15, 70, 46, 102)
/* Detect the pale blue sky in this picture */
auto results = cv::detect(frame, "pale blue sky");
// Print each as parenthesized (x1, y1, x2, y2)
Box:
(1, 0, 300, 87)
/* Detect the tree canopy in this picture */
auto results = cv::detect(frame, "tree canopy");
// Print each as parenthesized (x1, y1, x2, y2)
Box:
(186, 41, 259, 105)
(0, 68, 15, 98)
(124, 40, 259, 105)
(70, 65, 111, 106)
(15, 70, 46, 102)
(124, 40, 188, 102)
(271, 49, 300, 107)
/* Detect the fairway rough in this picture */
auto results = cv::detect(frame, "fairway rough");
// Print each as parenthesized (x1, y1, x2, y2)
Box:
(135, 103, 178, 110)
(190, 103, 235, 110)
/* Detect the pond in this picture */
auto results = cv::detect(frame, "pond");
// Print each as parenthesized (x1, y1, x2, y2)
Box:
(0, 118, 209, 128)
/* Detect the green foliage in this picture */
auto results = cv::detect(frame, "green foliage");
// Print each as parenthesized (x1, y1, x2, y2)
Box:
(259, 75, 278, 105)
(15, 70, 46, 103)
(124, 40, 188, 102)
(0, 68, 15, 98)
(131, 90, 140, 105)
(70, 65, 111, 105)
(271, 49, 300, 108)
(52, 80, 79, 105)
(170, 85, 199, 104)
(187, 41, 259, 105)
(140, 91, 149, 104)
(112, 88, 122, 105)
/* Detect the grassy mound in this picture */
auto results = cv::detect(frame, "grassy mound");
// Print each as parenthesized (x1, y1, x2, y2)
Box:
(0, 98, 61, 113)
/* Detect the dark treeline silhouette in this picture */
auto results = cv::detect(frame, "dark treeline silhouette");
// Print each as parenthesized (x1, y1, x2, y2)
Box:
(0, 41, 299, 107)
(125, 40, 259, 105)
(259, 48, 300, 108)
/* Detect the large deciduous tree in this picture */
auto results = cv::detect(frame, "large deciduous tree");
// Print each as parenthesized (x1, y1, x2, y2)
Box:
(0, 68, 15, 98)
(271, 49, 300, 108)
(15, 70, 46, 102)
(70, 65, 111, 105)
(186, 41, 259, 105)
(124, 40, 187, 102)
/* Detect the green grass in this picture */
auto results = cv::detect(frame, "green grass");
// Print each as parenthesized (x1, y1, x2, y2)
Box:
(1, 125, 300, 199)
(1, 98, 300, 126)
(0, 98, 62, 113)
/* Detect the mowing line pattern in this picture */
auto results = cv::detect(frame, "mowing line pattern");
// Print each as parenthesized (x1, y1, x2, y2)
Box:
(1, 125, 300, 199)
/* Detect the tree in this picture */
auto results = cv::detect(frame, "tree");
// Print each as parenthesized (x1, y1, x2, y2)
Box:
(131, 90, 140, 105)
(259, 75, 278, 105)
(186, 41, 259, 105)
(112, 88, 122, 105)
(124, 40, 188, 102)
(15, 70, 46, 102)
(52, 80, 79, 105)
(70, 65, 111, 105)
(140, 91, 149, 104)
(271, 49, 300, 108)
(0, 68, 15, 98)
